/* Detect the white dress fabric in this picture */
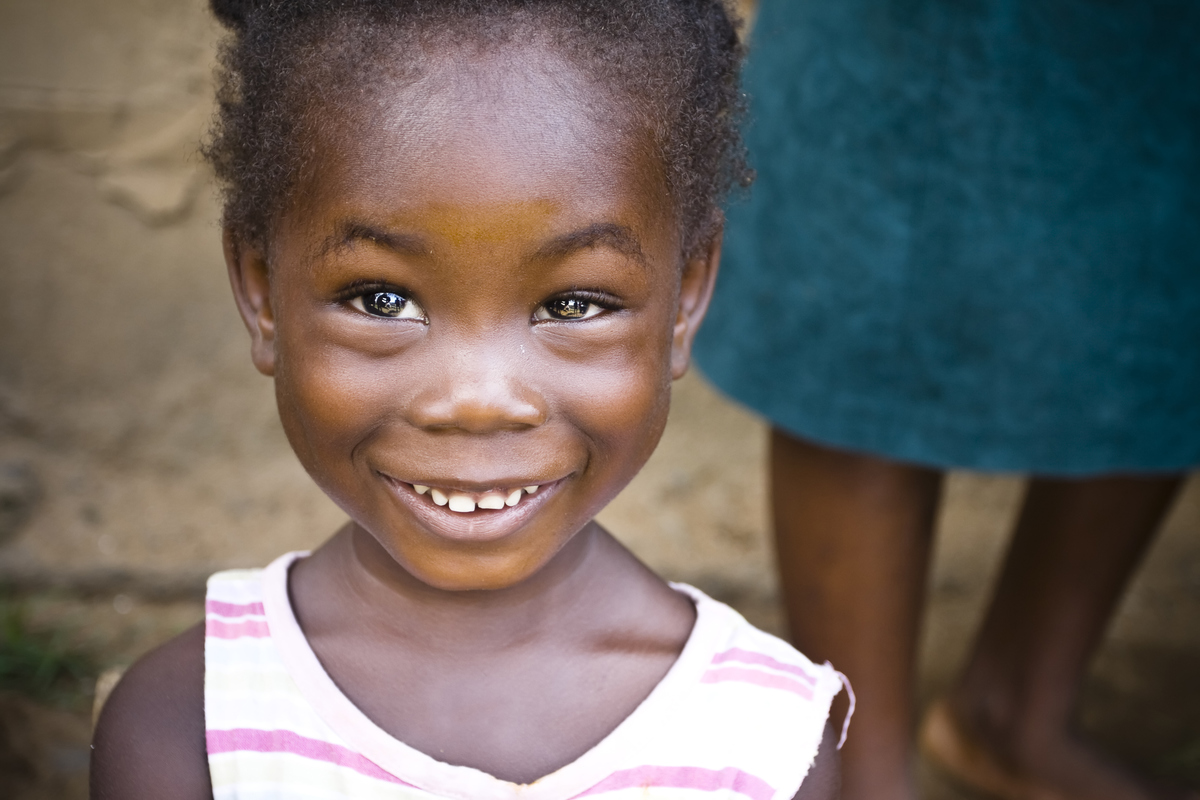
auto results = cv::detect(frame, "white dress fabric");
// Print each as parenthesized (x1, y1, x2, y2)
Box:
(205, 552, 846, 800)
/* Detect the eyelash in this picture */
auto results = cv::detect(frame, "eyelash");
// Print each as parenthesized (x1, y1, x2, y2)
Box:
(337, 280, 403, 302)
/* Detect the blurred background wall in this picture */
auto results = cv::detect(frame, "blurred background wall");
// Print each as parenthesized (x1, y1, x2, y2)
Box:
(0, 2, 1196, 798)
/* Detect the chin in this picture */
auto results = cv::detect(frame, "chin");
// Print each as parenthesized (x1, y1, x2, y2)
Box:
(387, 539, 565, 593)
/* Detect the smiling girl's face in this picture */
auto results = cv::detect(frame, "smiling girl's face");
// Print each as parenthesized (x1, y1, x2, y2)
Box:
(227, 44, 718, 592)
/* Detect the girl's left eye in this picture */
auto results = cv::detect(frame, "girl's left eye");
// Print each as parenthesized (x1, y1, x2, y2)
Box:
(535, 297, 605, 321)
(350, 291, 427, 321)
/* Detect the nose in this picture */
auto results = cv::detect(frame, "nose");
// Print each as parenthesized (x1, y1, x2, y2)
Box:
(407, 336, 547, 434)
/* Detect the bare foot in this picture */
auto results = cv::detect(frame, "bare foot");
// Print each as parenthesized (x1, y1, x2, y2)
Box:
(919, 699, 1198, 800)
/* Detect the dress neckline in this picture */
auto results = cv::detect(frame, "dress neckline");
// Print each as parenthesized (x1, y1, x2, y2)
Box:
(261, 551, 733, 800)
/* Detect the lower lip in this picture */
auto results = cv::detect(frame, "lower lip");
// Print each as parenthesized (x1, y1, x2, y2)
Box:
(379, 475, 565, 544)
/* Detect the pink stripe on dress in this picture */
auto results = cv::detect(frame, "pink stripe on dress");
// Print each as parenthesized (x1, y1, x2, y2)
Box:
(571, 765, 775, 800)
(710, 649, 817, 685)
(207, 728, 417, 787)
(700, 667, 814, 700)
(206, 618, 271, 639)
(206, 600, 266, 618)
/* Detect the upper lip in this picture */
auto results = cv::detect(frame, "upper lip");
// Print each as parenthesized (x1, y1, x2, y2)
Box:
(380, 474, 558, 493)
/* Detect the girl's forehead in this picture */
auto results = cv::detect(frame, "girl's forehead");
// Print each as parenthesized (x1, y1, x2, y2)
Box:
(291, 46, 673, 244)
(348, 45, 647, 168)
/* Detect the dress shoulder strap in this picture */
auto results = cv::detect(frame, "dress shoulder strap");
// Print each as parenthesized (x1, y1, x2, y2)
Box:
(205, 553, 429, 799)
(638, 583, 846, 800)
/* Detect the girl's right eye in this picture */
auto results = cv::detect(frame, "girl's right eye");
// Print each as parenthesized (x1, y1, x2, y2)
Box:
(350, 291, 427, 321)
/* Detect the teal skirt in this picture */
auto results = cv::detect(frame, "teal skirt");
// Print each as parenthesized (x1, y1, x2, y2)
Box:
(695, 0, 1200, 474)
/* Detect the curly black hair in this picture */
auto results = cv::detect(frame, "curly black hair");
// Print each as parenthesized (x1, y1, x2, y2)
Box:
(203, 0, 750, 257)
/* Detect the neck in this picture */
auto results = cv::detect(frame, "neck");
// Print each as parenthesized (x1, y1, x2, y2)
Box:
(321, 520, 611, 652)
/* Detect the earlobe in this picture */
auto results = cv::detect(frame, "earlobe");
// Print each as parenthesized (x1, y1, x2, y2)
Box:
(670, 229, 722, 380)
(223, 228, 277, 377)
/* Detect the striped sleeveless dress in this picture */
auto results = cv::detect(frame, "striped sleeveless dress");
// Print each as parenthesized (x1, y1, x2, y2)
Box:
(205, 552, 849, 800)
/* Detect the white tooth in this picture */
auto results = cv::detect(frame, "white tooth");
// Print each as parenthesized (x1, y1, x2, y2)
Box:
(447, 493, 476, 513)
(505, 489, 522, 507)
(477, 492, 506, 510)
(430, 488, 448, 506)
(524, 485, 539, 494)
(413, 484, 429, 495)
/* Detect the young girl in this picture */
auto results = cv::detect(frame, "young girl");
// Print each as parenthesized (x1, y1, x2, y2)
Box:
(91, 1, 847, 797)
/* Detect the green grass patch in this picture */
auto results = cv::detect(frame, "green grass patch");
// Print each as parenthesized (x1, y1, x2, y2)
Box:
(0, 599, 97, 709)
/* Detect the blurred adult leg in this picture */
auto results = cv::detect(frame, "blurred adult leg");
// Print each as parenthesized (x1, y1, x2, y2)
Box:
(771, 430, 943, 800)
(928, 475, 1190, 800)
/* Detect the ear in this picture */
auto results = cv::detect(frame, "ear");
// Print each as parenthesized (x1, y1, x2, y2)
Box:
(224, 227, 277, 376)
(670, 228, 722, 380)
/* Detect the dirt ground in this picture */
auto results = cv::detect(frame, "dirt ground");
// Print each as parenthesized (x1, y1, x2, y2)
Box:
(0, 1, 1197, 797)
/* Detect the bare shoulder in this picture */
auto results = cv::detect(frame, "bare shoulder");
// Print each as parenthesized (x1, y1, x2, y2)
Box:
(90, 621, 212, 800)
(791, 722, 841, 800)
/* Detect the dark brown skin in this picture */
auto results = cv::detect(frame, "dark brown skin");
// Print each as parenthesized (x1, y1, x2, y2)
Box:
(770, 432, 941, 800)
(91, 623, 211, 797)
(771, 430, 1192, 800)
(91, 43, 840, 799)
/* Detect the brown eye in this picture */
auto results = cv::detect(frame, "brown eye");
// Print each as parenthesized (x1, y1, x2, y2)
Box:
(351, 291, 426, 321)
(536, 297, 604, 321)
(365, 292, 406, 317)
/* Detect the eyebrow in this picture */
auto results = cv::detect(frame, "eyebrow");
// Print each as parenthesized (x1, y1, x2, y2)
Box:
(320, 222, 429, 258)
(534, 223, 647, 268)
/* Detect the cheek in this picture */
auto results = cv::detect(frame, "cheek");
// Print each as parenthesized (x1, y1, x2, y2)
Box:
(560, 324, 675, 481)
(272, 332, 396, 489)
(594, 373, 671, 484)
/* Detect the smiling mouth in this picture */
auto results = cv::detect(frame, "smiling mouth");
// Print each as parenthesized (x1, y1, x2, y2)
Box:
(378, 473, 564, 544)
(407, 482, 545, 514)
